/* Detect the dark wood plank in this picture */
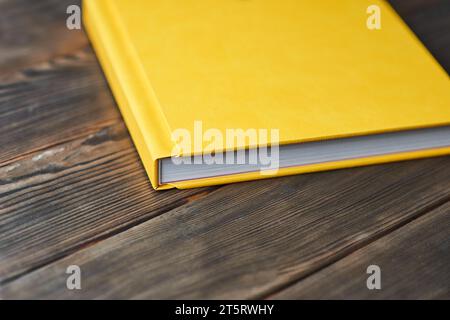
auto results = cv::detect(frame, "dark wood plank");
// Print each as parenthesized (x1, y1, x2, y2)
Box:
(389, 0, 450, 72)
(271, 202, 450, 299)
(0, 50, 122, 165)
(0, 0, 120, 165)
(1, 0, 449, 299)
(389, 0, 442, 15)
(0, 0, 87, 74)
(0, 121, 214, 283)
(2, 157, 449, 298)
(0, 0, 218, 285)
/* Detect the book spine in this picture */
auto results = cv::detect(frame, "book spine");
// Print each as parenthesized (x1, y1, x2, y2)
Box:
(83, 0, 173, 189)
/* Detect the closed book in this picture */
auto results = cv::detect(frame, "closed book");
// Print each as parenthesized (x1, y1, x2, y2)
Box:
(83, 0, 450, 190)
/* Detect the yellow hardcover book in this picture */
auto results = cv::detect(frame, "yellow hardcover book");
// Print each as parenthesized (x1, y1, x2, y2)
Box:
(83, 0, 450, 190)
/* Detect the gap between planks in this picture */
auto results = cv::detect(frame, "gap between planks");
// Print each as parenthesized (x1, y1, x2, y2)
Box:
(2, 156, 450, 299)
(0, 121, 221, 285)
(261, 196, 450, 299)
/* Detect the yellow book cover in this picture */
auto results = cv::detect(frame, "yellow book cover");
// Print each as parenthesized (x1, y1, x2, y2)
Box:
(83, 0, 450, 190)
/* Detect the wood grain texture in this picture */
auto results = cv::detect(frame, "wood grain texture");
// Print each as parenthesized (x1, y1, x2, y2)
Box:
(271, 202, 450, 299)
(0, 0, 87, 74)
(2, 157, 449, 299)
(0, 0, 120, 166)
(0, 122, 214, 283)
(0, 0, 449, 299)
(0, 50, 121, 165)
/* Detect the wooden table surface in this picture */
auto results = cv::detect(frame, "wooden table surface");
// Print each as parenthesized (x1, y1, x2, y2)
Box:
(0, 0, 449, 299)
